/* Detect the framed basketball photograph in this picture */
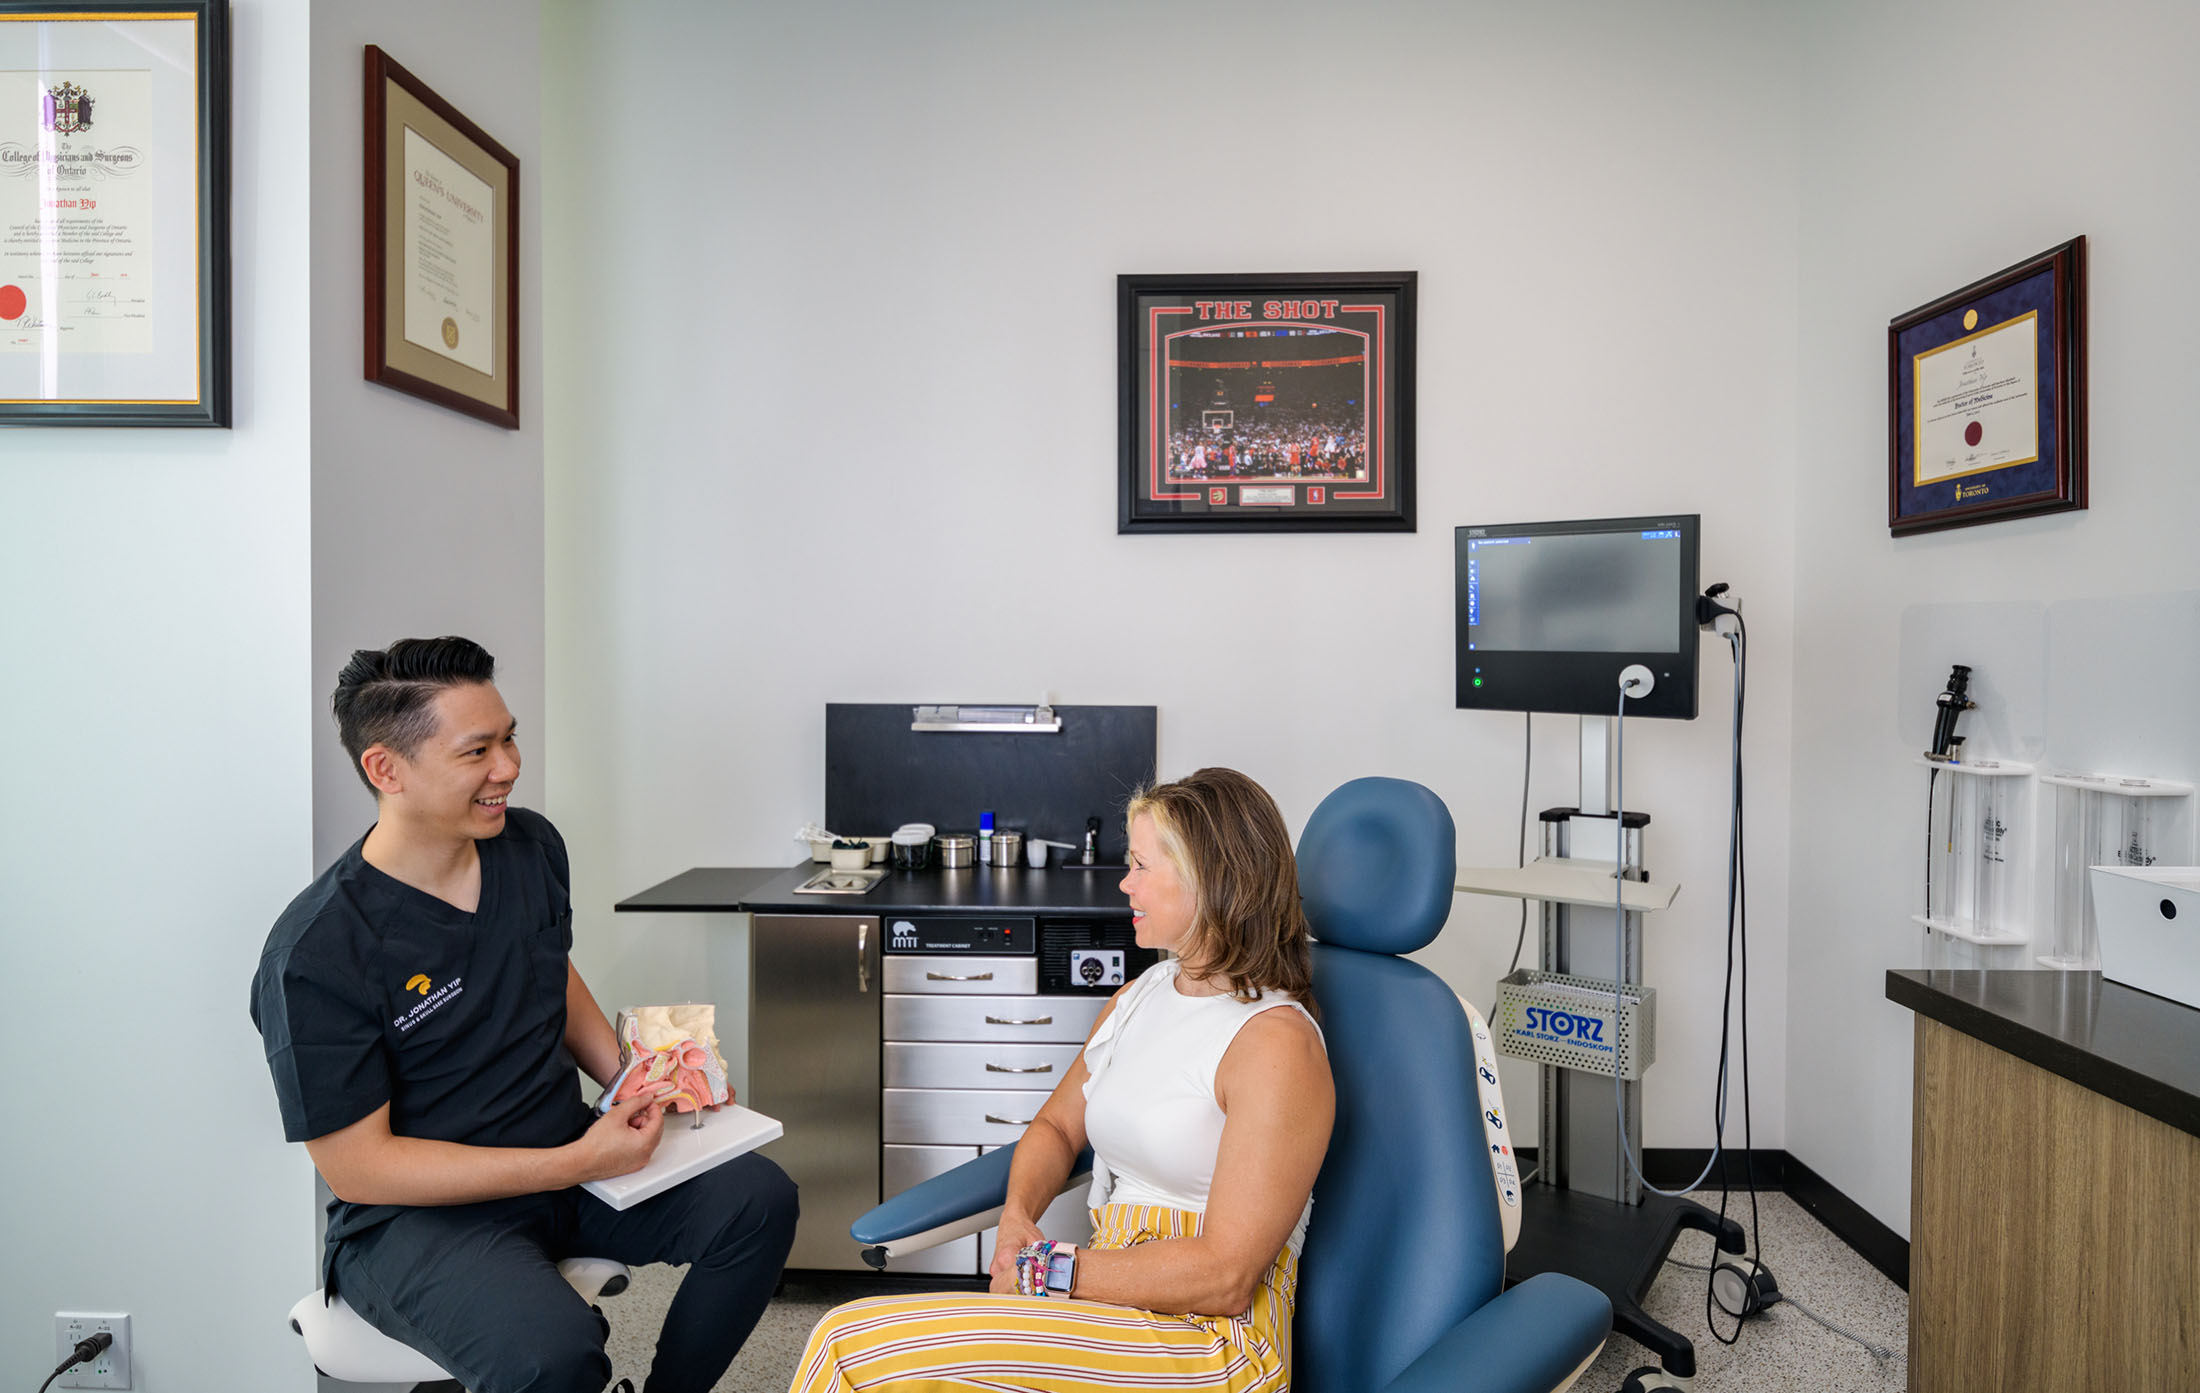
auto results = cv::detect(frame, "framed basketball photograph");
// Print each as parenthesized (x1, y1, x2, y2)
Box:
(1118, 272, 1416, 534)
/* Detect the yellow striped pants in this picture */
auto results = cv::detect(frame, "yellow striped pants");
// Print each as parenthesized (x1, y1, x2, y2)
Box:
(789, 1203, 1298, 1392)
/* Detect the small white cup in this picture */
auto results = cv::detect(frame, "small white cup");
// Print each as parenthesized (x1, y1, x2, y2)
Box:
(1026, 840, 1049, 868)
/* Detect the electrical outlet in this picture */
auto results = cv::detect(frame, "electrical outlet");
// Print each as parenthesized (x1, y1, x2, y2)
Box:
(53, 1312, 130, 1389)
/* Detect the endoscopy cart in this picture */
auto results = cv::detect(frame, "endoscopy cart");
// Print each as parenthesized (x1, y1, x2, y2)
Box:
(1458, 716, 1746, 1388)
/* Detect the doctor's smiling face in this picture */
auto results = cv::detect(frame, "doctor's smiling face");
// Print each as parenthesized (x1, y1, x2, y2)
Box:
(1122, 813, 1197, 959)
(365, 680, 522, 843)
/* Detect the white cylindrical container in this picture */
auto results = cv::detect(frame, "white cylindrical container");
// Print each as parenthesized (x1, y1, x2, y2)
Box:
(2046, 781, 2093, 967)
(2038, 774, 2194, 970)
(1973, 775, 2014, 936)
(1916, 758, 2032, 945)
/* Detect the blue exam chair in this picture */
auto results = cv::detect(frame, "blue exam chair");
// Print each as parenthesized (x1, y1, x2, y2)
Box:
(853, 776, 1613, 1393)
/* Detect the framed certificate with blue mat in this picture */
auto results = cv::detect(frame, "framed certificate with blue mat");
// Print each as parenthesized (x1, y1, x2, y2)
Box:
(1888, 238, 2087, 536)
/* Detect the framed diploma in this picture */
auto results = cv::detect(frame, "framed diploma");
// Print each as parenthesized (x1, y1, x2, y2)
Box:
(1119, 272, 1415, 534)
(1888, 238, 2086, 536)
(0, 1, 230, 427)
(364, 46, 518, 429)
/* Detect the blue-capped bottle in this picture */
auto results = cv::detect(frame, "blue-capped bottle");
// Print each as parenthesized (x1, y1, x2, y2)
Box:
(978, 810, 995, 865)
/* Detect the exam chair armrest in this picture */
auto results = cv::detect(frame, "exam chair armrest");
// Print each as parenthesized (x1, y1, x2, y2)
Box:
(1381, 1273, 1612, 1393)
(849, 1141, 1093, 1269)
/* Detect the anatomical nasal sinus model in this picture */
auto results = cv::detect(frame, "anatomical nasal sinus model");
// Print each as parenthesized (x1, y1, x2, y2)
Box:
(607, 1004, 730, 1113)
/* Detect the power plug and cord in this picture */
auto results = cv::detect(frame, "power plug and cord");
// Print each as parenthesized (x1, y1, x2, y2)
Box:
(36, 1333, 112, 1393)
(1663, 1253, 1897, 1361)
(1606, 588, 1896, 1375)
(1607, 606, 1740, 1202)
(1504, 711, 1532, 977)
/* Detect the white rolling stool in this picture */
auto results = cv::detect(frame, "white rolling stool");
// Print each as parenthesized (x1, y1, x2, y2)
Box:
(287, 1256, 630, 1384)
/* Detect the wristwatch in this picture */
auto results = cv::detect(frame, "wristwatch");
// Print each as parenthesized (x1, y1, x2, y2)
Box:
(1017, 1240, 1079, 1297)
(1044, 1244, 1078, 1297)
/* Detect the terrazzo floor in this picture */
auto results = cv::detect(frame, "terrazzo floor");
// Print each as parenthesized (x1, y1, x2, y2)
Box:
(599, 1190, 1908, 1392)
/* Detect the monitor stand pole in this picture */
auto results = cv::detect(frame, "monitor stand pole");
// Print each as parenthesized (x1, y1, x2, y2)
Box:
(1501, 715, 1746, 1388)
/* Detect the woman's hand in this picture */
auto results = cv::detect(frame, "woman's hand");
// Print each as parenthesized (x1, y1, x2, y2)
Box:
(986, 1210, 1046, 1294)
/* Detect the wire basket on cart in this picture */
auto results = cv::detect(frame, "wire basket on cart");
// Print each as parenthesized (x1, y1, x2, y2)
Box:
(1494, 969, 1656, 1081)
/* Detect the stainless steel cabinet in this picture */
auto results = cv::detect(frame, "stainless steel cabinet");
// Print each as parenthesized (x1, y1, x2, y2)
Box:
(750, 914, 880, 1271)
(884, 954, 1096, 1272)
(752, 917, 1102, 1274)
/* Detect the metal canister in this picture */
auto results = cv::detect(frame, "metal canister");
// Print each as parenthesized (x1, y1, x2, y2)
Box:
(933, 834, 975, 868)
(988, 831, 1023, 867)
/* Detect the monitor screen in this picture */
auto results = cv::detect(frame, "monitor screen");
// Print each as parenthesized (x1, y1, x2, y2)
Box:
(1455, 515, 1699, 720)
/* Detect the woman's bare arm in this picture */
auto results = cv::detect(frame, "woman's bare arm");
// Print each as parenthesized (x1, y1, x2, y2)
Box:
(1050, 1007, 1332, 1316)
(987, 994, 1115, 1287)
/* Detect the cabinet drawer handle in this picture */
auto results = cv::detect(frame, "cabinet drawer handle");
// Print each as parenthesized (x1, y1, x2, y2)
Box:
(985, 1062, 1054, 1074)
(984, 1014, 1053, 1026)
(984, 1113, 1037, 1127)
(857, 923, 869, 994)
(926, 971, 994, 981)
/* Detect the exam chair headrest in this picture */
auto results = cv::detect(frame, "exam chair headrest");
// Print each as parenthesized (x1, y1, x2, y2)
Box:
(1297, 777, 1456, 956)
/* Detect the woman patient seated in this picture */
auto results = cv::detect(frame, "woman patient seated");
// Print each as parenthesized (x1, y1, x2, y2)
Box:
(790, 767, 1335, 1392)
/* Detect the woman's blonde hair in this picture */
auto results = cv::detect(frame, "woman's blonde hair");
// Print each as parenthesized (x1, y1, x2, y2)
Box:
(1125, 767, 1314, 1011)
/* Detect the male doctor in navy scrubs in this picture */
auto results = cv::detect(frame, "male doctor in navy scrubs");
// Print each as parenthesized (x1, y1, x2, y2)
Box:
(252, 636, 796, 1393)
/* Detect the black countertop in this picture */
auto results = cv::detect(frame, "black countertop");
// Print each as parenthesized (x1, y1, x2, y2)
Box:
(617, 862, 1133, 917)
(1886, 969, 2200, 1140)
(613, 867, 788, 913)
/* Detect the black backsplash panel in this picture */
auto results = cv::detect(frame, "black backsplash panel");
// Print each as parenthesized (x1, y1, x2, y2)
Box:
(825, 704, 1158, 862)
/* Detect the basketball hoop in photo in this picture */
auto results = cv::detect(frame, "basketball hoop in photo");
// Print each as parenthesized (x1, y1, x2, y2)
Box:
(1119, 272, 1416, 534)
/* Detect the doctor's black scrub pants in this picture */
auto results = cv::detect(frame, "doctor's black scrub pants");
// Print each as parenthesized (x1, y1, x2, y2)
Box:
(328, 1150, 797, 1393)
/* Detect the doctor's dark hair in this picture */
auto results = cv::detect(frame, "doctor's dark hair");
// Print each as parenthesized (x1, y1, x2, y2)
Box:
(331, 637, 497, 793)
(1125, 767, 1315, 1013)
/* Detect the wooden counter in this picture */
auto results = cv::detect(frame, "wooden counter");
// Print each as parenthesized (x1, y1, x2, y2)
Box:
(1888, 969, 2200, 1391)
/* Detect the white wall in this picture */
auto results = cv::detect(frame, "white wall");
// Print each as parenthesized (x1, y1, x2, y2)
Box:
(1789, 0, 2200, 1233)
(543, 0, 1801, 1149)
(0, 3, 319, 1386)
(2, 4, 544, 1388)
(310, 0, 546, 870)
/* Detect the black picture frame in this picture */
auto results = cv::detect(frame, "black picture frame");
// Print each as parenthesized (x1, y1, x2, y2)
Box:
(1119, 272, 1415, 534)
(0, 1, 230, 427)
(1888, 238, 2086, 536)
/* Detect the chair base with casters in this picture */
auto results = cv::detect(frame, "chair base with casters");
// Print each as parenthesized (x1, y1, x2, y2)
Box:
(287, 1255, 629, 1384)
(1506, 1181, 1746, 1385)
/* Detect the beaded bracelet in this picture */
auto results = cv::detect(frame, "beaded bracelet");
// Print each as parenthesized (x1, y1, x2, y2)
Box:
(1015, 1240, 1065, 1297)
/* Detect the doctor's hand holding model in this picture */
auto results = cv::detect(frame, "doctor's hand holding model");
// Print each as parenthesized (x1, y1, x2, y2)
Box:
(790, 766, 1335, 1393)
(251, 637, 797, 1393)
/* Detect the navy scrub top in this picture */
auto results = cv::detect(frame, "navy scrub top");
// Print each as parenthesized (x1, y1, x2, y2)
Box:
(250, 806, 595, 1249)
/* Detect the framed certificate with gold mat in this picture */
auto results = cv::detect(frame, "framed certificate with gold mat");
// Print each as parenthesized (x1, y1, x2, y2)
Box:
(364, 45, 518, 429)
(1888, 238, 2086, 536)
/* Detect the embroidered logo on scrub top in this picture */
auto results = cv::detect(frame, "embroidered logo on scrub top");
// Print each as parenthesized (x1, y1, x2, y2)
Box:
(404, 973, 432, 995)
(394, 975, 466, 1032)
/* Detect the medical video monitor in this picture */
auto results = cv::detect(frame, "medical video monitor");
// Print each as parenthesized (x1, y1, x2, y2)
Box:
(1454, 514, 1700, 721)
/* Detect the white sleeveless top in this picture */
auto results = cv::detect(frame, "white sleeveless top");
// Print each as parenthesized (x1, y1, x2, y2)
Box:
(1081, 959, 1324, 1257)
